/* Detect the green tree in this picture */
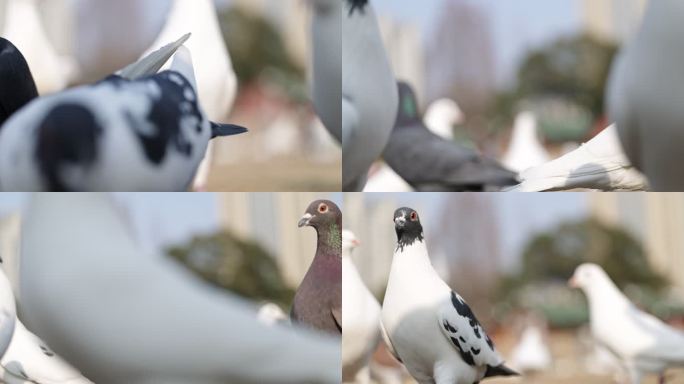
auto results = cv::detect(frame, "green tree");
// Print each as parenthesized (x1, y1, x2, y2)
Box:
(167, 231, 295, 309)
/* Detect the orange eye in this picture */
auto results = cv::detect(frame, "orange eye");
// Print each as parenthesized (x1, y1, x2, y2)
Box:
(410, 212, 417, 221)
(318, 203, 328, 213)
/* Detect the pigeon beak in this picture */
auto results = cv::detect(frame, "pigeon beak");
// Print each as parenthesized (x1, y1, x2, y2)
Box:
(298, 213, 313, 228)
(568, 276, 578, 288)
(394, 217, 406, 227)
(352, 238, 361, 247)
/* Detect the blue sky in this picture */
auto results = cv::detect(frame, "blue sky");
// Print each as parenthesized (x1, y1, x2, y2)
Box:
(374, 0, 583, 87)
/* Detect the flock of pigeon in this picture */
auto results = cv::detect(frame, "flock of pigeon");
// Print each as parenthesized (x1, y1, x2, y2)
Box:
(343, 207, 684, 384)
(343, 0, 684, 192)
(0, 194, 342, 383)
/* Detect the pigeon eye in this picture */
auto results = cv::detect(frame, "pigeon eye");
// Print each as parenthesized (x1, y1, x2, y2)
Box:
(410, 212, 417, 221)
(318, 204, 328, 213)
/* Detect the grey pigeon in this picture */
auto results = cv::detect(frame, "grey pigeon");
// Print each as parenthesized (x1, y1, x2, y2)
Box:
(291, 200, 342, 335)
(383, 82, 517, 191)
(382, 207, 518, 384)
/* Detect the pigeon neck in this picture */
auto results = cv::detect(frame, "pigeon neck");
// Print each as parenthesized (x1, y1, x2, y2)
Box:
(585, 278, 631, 311)
(314, 222, 342, 260)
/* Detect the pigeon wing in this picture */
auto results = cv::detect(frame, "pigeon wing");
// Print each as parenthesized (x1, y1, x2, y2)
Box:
(332, 308, 342, 332)
(437, 292, 505, 368)
(342, 96, 357, 151)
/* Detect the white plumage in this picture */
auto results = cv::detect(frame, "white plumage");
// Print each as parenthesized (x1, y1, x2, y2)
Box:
(18, 194, 340, 384)
(507, 124, 649, 191)
(570, 263, 684, 384)
(502, 111, 550, 173)
(342, 230, 381, 384)
(510, 324, 552, 373)
(424, 98, 464, 141)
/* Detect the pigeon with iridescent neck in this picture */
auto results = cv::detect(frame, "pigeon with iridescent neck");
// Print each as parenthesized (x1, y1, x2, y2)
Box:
(291, 200, 342, 335)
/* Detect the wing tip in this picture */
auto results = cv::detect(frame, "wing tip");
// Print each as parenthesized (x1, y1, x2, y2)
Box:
(485, 363, 520, 378)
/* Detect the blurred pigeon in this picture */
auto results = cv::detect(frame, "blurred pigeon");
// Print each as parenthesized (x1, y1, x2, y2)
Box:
(142, 0, 239, 191)
(343, 0, 398, 191)
(363, 162, 413, 192)
(1, 321, 94, 384)
(257, 302, 289, 327)
(0, 263, 15, 359)
(570, 263, 684, 384)
(342, 230, 381, 384)
(507, 124, 649, 191)
(292, 200, 342, 335)
(502, 111, 550, 173)
(424, 98, 464, 140)
(19, 194, 341, 384)
(510, 324, 552, 373)
(383, 82, 517, 191)
(606, 1, 684, 191)
(309, 0, 342, 142)
(382, 207, 518, 384)
(0, 35, 247, 191)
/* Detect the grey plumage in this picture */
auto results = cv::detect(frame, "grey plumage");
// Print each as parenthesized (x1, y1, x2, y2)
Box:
(383, 82, 517, 191)
(291, 200, 342, 335)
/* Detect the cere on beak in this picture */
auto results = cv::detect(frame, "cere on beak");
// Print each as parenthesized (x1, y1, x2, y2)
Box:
(394, 216, 406, 227)
(298, 213, 313, 228)
(568, 276, 578, 288)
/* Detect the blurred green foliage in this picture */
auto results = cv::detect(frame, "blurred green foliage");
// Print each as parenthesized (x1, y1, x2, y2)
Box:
(219, 7, 307, 101)
(167, 231, 295, 309)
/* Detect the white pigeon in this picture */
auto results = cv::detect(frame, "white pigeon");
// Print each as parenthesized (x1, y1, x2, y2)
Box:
(257, 302, 289, 327)
(362, 162, 413, 192)
(0, 264, 15, 359)
(309, 0, 342, 143)
(0, 35, 246, 191)
(570, 263, 684, 384)
(382, 207, 518, 384)
(343, 0, 398, 191)
(510, 324, 552, 373)
(143, 0, 239, 191)
(502, 111, 550, 173)
(424, 98, 464, 141)
(506, 124, 649, 191)
(1, 0, 74, 94)
(342, 230, 381, 384)
(606, 0, 684, 191)
(18, 194, 341, 384)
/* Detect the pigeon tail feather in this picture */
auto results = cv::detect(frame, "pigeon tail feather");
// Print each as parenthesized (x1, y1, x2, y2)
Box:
(484, 364, 519, 378)
(118, 33, 191, 80)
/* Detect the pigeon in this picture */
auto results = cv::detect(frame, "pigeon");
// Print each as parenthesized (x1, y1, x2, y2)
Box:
(570, 263, 684, 384)
(506, 124, 649, 191)
(142, 0, 239, 191)
(291, 200, 342, 335)
(19, 194, 341, 384)
(382, 207, 518, 384)
(257, 302, 289, 327)
(2, 0, 75, 94)
(343, 0, 398, 191)
(309, 0, 342, 143)
(0, 34, 247, 191)
(502, 111, 550, 173)
(0, 263, 15, 359)
(510, 324, 552, 373)
(382, 82, 517, 191)
(606, 0, 684, 191)
(342, 230, 381, 384)
(363, 162, 413, 192)
(424, 98, 464, 141)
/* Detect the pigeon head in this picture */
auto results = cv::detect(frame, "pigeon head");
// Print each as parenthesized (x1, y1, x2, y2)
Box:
(299, 199, 342, 230)
(393, 207, 424, 250)
(569, 263, 611, 291)
(347, 0, 369, 15)
(395, 81, 423, 128)
(342, 229, 360, 256)
(0, 38, 39, 128)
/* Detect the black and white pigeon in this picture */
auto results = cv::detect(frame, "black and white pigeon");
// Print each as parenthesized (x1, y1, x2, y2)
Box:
(291, 200, 342, 335)
(382, 207, 518, 384)
(383, 82, 517, 191)
(343, 0, 398, 191)
(0, 34, 247, 191)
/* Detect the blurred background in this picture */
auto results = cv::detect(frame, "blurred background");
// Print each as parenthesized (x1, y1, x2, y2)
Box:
(0, 0, 340, 191)
(368, 0, 647, 180)
(345, 192, 684, 384)
(0, 192, 340, 313)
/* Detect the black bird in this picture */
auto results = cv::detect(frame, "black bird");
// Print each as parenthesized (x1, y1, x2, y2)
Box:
(382, 82, 517, 191)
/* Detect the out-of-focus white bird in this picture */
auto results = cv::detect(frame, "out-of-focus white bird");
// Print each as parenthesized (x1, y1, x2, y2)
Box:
(502, 111, 550, 173)
(143, 0, 238, 191)
(2, 0, 74, 94)
(0, 265, 15, 359)
(570, 263, 684, 384)
(309, 0, 342, 143)
(506, 125, 649, 191)
(510, 324, 552, 373)
(343, 0, 398, 191)
(19, 194, 341, 384)
(424, 98, 464, 141)
(342, 230, 381, 384)
(606, 0, 684, 191)
(363, 162, 413, 192)
(257, 302, 289, 327)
